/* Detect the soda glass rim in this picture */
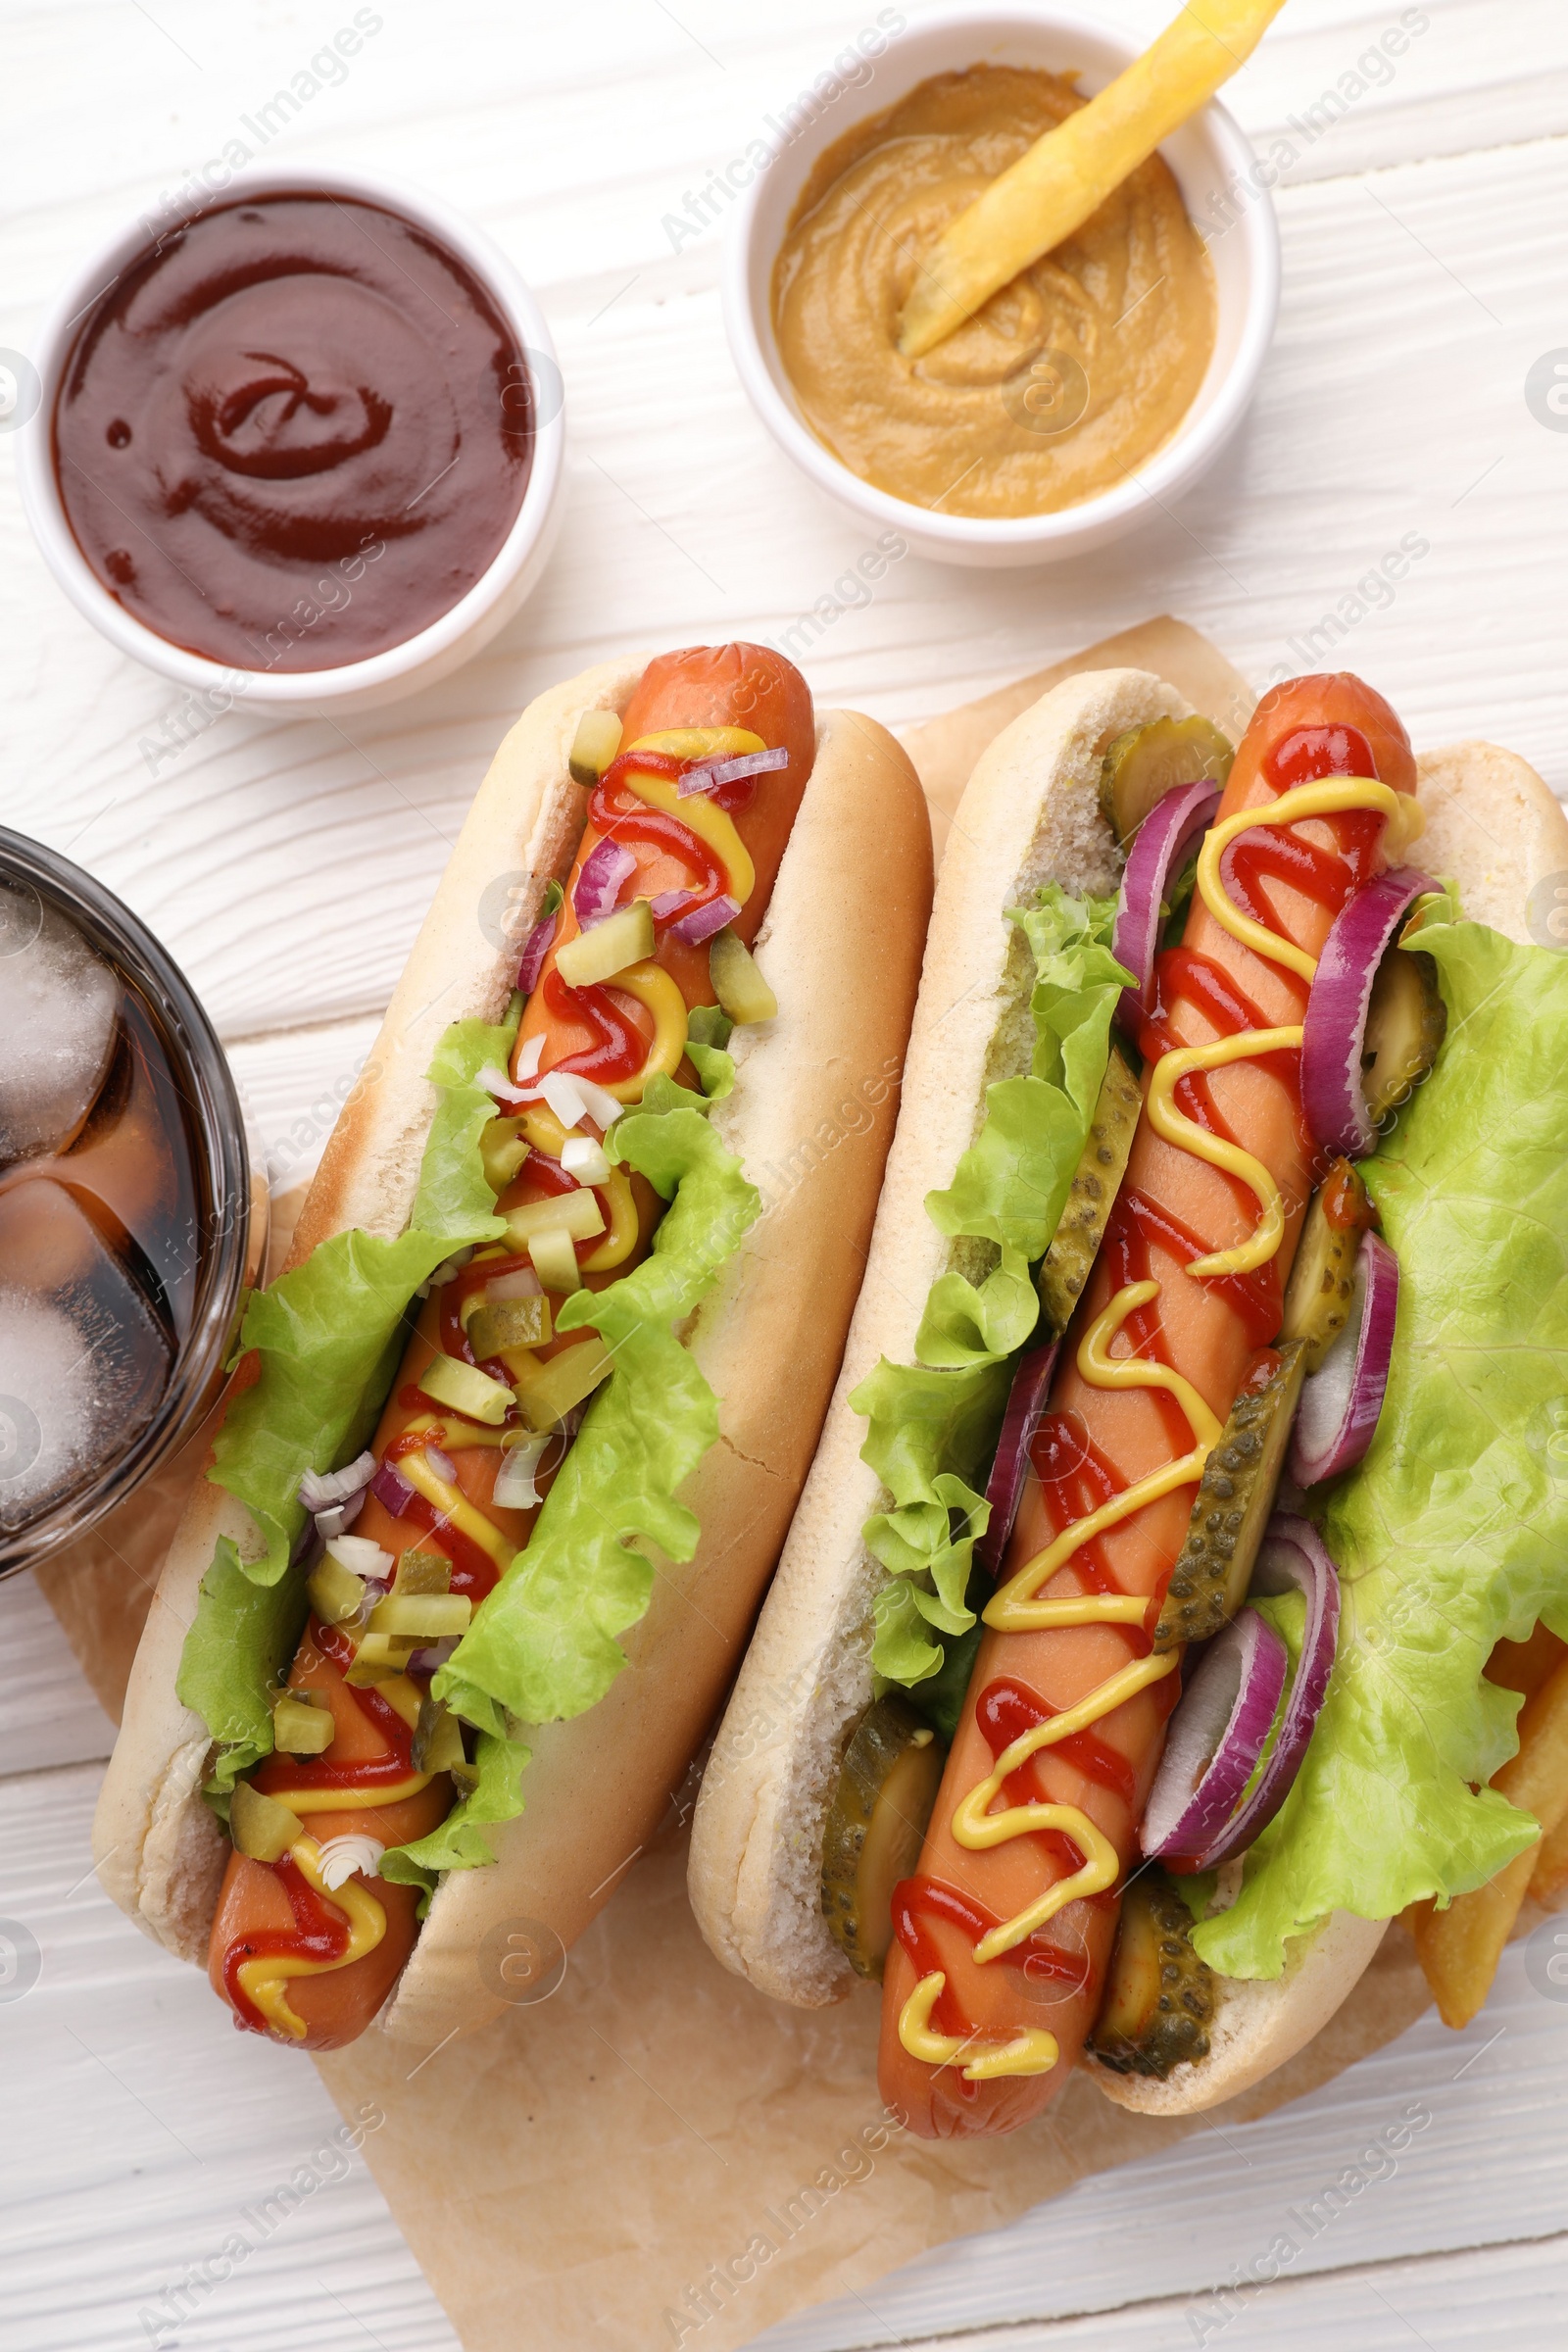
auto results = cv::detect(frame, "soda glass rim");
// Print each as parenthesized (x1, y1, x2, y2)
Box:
(0, 827, 252, 1576)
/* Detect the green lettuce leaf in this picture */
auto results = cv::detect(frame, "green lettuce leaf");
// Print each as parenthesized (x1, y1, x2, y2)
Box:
(204, 1008, 517, 1589)
(434, 1103, 760, 1736)
(1194, 912, 1568, 1978)
(175, 1547, 310, 1805)
(381, 1729, 532, 1897)
(857, 886, 1129, 1687)
(179, 1007, 517, 1800)
(853, 1355, 1010, 1686)
(915, 888, 1130, 1367)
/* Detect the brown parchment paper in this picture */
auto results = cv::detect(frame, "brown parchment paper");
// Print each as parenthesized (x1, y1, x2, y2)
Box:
(39, 621, 1443, 2352)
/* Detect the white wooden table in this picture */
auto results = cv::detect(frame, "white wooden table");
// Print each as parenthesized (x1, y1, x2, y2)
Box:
(4, 3, 1566, 2345)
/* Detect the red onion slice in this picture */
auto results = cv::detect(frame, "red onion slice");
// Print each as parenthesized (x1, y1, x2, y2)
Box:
(1199, 1515, 1342, 1868)
(1301, 865, 1432, 1154)
(369, 1460, 416, 1519)
(1289, 1232, 1397, 1486)
(974, 1339, 1059, 1577)
(1142, 1606, 1289, 1865)
(650, 888, 693, 922)
(516, 910, 557, 995)
(678, 746, 788, 798)
(573, 837, 636, 928)
(1112, 782, 1221, 1040)
(671, 893, 741, 947)
(425, 1446, 458, 1486)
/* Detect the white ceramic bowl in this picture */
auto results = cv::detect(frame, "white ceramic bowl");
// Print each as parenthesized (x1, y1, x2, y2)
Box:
(726, 5, 1279, 567)
(16, 165, 566, 712)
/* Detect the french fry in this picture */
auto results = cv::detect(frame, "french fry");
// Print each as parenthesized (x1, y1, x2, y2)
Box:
(1528, 1809, 1568, 1909)
(1408, 1651, 1568, 2028)
(897, 0, 1289, 360)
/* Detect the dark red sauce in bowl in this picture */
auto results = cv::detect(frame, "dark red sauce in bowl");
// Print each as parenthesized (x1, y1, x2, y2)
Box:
(53, 193, 534, 671)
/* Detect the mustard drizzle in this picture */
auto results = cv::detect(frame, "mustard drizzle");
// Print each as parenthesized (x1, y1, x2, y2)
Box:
(900, 775, 1419, 2079)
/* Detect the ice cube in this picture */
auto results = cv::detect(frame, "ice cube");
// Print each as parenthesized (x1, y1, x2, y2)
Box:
(0, 881, 121, 1166)
(0, 1180, 172, 1532)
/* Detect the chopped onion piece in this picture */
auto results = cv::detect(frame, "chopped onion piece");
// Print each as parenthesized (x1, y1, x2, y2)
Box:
(677, 746, 788, 797)
(1141, 1607, 1289, 1865)
(313, 1489, 367, 1542)
(572, 1075, 623, 1131)
(425, 1446, 458, 1485)
(536, 1069, 588, 1131)
(494, 1432, 551, 1509)
(562, 1135, 612, 1185)
(650, 888, 694, 921)
(1112, 780, 1221, 1039)
(369, 1461, 416, 1519)
(316, 1834, 385, 1890)
(326, 1533, 395, 1580)
(514, 1031, 545, 1081)
(573, 837, 636, 927)
(1300, 865, 1433, 1155)
(671, 894, 741, 947)
(478, 1062, 532, 1105)
(298, 1450, 377, 1513)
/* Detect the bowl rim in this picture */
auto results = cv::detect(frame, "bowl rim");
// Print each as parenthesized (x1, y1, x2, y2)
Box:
(723, 1, 1280, 551)
(0, 822, 253, 1574)
(14, 160, 566, 704)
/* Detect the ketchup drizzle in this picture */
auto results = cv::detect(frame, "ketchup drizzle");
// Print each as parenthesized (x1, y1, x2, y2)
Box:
(254, 1617, 416, 1795)
(220, 1853, 352, 2034)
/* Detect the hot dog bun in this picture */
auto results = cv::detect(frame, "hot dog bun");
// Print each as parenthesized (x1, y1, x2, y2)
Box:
(94, 655, 934, 2049)
(687, 672, 1568, 2113)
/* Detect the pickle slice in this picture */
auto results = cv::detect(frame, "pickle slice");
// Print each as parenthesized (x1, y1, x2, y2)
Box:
(821, 1696, 946, 1982)
(1037, 1047, 1142, 1337)
(1362, 944, 1446, 1127)
(1087, 1870, 1215, 2079)
(230, 1780, 304, 1864)
(1153, 1339, 1307, 1650)
(1280, 1163, 1368, 1374)
(1099, 716, 1235, 852)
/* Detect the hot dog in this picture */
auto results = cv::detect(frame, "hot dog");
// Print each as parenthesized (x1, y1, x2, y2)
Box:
(877, 674, 1413, 2134)
(692, 662, 1568, 2132)
(99, 643, 933, 2050)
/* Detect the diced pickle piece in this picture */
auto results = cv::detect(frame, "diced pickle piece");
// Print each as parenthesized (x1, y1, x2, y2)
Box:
(529, 1225, 582, 1296)
(271, 1693, 333, 1755)
(367, 1593, 472, 1641)
(392, 1547, 451, 1597)
(556, 899, 655, 988)
(568, 708, 623, 787)
(821, 1696, 946, 1982)
(1037, 1047, 1142, 1337)
(1280, 1162, 1368, 1374)
(308, 1551, 368, 1628)
(1362, 945, 1446, 1127)
(513, 1334, 614, 1432)
(469, 1295, 553, 1358)
(231, 1780, 303, 1864)
(1153, 1339, 1307, 1650)
(710, 928, 777, 1025)
(1087, 1871, 1216, 2078)
(417, 1353, 514, 1426)
(412, 1695, 469, 1776)
(504, 1191, 606, 1249)
(1099, 715, 1235, 851)
(480, 1117, 529, 1193)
